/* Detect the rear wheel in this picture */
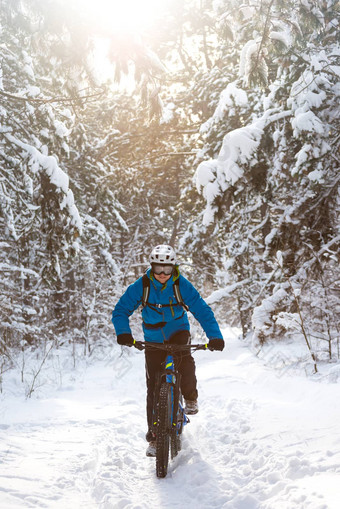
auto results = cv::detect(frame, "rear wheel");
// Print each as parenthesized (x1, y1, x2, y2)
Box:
(171, 392, 183, 459)
(170, 430, 181, 459)
(156, 383, 171, 478)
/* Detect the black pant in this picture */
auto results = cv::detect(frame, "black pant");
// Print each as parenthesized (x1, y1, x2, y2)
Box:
(145, 330, 198, 430)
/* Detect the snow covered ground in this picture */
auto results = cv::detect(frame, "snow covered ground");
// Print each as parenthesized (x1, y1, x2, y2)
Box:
(1, 328, 340, 508)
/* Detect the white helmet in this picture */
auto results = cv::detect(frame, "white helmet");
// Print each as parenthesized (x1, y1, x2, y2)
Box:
(149, 244, 176, 264)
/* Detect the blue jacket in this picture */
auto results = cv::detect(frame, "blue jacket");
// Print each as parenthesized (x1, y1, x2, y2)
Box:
(112, 267, 223, 343)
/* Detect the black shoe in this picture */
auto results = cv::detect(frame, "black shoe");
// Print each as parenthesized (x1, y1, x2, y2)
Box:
(146, 429, 156, 442)
(146, 441, 156, 457)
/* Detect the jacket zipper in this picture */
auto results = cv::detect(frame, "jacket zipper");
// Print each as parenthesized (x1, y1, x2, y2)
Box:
(169, 298, 175, 318)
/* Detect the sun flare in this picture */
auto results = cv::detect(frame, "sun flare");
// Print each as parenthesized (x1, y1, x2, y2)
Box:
(80, 0, 171, 34)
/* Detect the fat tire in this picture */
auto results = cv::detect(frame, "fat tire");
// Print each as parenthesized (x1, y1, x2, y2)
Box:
(170, 390, 183, 459)
(156, 383, 171, 478)
(170, 431, 181, 459)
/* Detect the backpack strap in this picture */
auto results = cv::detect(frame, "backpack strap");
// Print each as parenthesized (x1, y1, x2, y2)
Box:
(141, 274, 189, 311)
(173, 278, 189, 312)
(142, 274, 150, 308)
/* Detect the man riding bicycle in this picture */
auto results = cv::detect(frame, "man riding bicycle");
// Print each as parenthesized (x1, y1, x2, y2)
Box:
(112, 244, 224, 456)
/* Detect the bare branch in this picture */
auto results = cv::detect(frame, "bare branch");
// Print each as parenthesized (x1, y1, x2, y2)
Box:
(0, 88, 105, 105)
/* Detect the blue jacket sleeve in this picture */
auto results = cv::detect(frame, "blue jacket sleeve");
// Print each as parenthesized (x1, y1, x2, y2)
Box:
(112, 277, 143, 336)
(179, 276, 223, 340)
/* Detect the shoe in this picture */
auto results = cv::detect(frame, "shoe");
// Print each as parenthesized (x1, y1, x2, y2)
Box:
(145, 430, 156, 442)
(185, 399, 198, 415)
(146, 441, 156, 457)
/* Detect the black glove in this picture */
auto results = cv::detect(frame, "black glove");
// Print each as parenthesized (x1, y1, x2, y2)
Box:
(117, 333, 134, 347)
(134, 341, 144, 351)
(208, 338, 225, 351)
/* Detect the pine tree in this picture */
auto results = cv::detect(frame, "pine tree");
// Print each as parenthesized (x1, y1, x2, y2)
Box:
(0, 1, 83, 347)
(193, 0, 340, 355)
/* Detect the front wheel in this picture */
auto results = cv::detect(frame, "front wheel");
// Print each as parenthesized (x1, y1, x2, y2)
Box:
(156, 382, 171, 478)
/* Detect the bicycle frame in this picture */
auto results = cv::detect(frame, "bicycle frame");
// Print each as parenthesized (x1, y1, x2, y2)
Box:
(134, 341, 208, 477)
(163, 353, 189, 436)
(149, 352, 185, 438)
(140, 342, 207, 435)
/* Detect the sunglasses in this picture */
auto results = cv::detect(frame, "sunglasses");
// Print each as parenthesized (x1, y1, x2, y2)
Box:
(152, 264, 174, 275)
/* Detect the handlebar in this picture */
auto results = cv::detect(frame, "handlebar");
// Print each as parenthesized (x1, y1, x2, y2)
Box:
(133, 341, 211, 352)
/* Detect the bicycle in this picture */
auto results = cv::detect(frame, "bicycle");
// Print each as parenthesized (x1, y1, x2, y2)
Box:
(134, 341, 208, 478)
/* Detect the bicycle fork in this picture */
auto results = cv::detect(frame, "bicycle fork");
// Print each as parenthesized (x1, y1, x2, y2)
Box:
(165, 354, 189, 434)
(152, 354, 190, 437)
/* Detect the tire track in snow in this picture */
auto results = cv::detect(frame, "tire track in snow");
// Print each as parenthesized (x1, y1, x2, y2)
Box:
(1, 333, 340, 508)
(187, 339, 340, 509)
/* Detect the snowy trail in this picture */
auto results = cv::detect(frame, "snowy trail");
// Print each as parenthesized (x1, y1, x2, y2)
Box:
(1, 329, 340, 508)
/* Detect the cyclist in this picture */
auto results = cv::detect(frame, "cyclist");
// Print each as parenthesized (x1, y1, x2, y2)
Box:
(112, 244, 224, 456)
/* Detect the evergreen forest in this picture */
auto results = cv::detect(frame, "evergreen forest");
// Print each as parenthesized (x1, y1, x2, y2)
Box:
(1, 0, 339, 378)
